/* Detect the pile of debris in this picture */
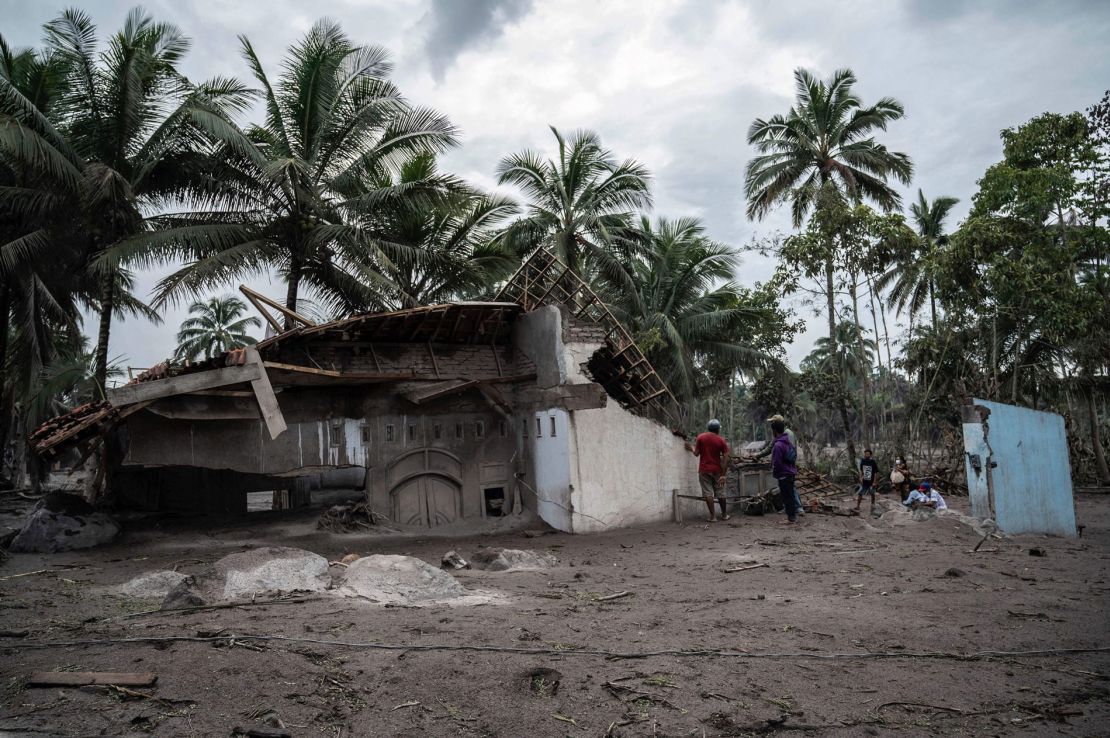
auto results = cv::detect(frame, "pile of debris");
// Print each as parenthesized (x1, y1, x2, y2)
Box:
(317, 497, 385, 533)
(795, 468, 845, 503)
(919, 465, 969, 496)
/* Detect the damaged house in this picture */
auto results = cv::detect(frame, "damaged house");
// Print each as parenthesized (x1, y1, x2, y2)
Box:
(31, 251, 700, 533)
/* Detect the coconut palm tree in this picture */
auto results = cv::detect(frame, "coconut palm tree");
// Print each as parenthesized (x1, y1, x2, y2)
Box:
(599, 216, 765, 399)
(745, 67, 912, 461)
(0, 8, 248, 391)
(878, 190, 959, 331)
(804, 321, 878, 381)
(347, 153, 519, 307)
(173, 295, 261, 361)
(140, 19, 460, 323)
(745, 68, 913, 226)
(496, 126, 651, 280)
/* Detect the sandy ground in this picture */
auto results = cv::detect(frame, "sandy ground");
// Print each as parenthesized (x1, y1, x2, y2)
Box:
(1, 490, 1108, 738)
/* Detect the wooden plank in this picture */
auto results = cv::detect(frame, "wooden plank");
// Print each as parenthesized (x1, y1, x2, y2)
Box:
(240, 285, 314, 328)
(107, 364, 261, 406)
(29, 672, 157, 687)
(245, 348, 287, 440)
(402, 380, 479, 405)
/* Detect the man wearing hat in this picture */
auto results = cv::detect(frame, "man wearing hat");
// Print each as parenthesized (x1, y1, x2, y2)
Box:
(749, 414, 802, 515)
(686, 419, 731, 522)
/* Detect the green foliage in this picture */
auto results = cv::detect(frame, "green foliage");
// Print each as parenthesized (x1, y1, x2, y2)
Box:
(496, 126, 651, 280)
(173, 295, 260, 361)
(598, 216, 791, 399)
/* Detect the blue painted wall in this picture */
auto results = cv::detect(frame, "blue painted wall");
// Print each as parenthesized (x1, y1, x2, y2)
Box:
(963, 399, 1076, 537)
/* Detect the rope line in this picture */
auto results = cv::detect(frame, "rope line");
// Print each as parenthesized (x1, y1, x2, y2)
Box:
(6, 634, 1109, 662)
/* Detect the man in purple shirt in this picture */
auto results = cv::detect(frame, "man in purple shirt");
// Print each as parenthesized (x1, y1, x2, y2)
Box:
(770, 418, 799, 524)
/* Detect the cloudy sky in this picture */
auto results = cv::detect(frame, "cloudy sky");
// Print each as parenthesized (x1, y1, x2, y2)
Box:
(4, 0, 1109, 375)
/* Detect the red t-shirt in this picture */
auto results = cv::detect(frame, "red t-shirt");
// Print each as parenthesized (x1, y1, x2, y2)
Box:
(694, 432, 729, 475)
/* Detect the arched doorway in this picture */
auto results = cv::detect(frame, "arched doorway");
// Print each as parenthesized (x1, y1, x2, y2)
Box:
(388, 449, 463, 528)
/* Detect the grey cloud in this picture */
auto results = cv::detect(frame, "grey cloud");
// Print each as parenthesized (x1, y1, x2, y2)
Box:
(421, 0, 534, 82)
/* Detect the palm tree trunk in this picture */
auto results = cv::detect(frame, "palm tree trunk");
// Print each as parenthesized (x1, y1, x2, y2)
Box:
(825, 255, 856, 462)
(865, 274, 883, 373)
(1088, 386, 1110, 484)
(849, 275, 870, 445)
(928, 281, 938, 331)
(990, 314, 1000, 400)
(284, 255, 302, 330)
(94, 275, 114, 395)
(0, 280, 11, 478)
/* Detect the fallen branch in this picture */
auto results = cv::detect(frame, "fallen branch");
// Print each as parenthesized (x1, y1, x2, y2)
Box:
(0, 569, 57, 582)
(103, 596, 319, 622)
(873, 701, 968, 715)
(721, 563, 768, 573)
(595, 591, 632, 602)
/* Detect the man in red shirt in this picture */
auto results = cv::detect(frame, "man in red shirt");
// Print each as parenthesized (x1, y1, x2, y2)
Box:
(687, 419, 731, 522)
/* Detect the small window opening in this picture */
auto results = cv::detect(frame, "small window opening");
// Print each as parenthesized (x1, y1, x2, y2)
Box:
(499, 420, 506, 437)
(535, 416, 543, 438)
(455, 422, 463, 439)
(360, 424, 372, 445)
(385, 424, 395, 442)
(549, 416, 557, 437)
(475, 421, 485, 439)
(433, 423, 442, 440)
(407, 424, 416, 442)
(483, 487, 506, 517)
(329, 423, 342, 446)
(521, 418, 528, 439)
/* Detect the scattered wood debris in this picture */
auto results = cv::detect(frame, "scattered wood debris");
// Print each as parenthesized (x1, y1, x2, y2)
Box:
(317, 496, 385, 532)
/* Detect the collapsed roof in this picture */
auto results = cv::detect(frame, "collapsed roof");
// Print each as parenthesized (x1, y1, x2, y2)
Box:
(31, 249, 679, 458)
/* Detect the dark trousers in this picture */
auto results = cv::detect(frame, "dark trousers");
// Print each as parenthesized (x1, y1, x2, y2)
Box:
(779, 475, 798, 521)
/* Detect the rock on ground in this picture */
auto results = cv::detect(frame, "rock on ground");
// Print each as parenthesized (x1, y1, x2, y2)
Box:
(470, 548, 558, 571)
(212, 546, 331, 600)
(9, 493, 119, 553)
(338, 554, 467, 604)
(115, 570, 189, 599)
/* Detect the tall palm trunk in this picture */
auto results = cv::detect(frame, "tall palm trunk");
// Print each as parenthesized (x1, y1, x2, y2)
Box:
(848, 275, 870, 445)
(825, 255, 856, 462)
(928, 281, 938, 331)
(1088, 386, 1110, 484)
(0, 281, 11, 477)
(284, 254, 302, 330)
(94, 275, 114, 395)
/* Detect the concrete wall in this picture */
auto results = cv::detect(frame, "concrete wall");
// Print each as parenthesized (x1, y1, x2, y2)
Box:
(962, 399, 1077, 537)
(523, 320, 699, 533)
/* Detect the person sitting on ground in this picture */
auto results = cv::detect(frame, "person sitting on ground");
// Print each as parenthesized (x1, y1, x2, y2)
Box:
(749, 414, 803, 516)
(855, 448, 879, 514)
(919, 482, 947, 511)
(686, 419, 730, 522)
(770, 419, 799, 525)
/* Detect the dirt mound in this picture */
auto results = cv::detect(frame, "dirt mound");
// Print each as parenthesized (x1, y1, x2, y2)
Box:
(470, 548, 558, 571)
(337, 554, 467, 604)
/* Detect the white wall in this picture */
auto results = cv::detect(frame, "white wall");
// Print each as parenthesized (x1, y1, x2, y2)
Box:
(562, 340, 699, 533)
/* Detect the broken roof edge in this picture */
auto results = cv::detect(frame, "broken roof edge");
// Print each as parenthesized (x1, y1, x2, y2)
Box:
(495, 248, 683, 427)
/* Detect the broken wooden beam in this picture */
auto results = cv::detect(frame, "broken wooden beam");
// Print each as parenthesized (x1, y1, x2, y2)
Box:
(245, 347, 287, 440)
(106, 364, 262, 406)
(28, 672, 157, 687)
